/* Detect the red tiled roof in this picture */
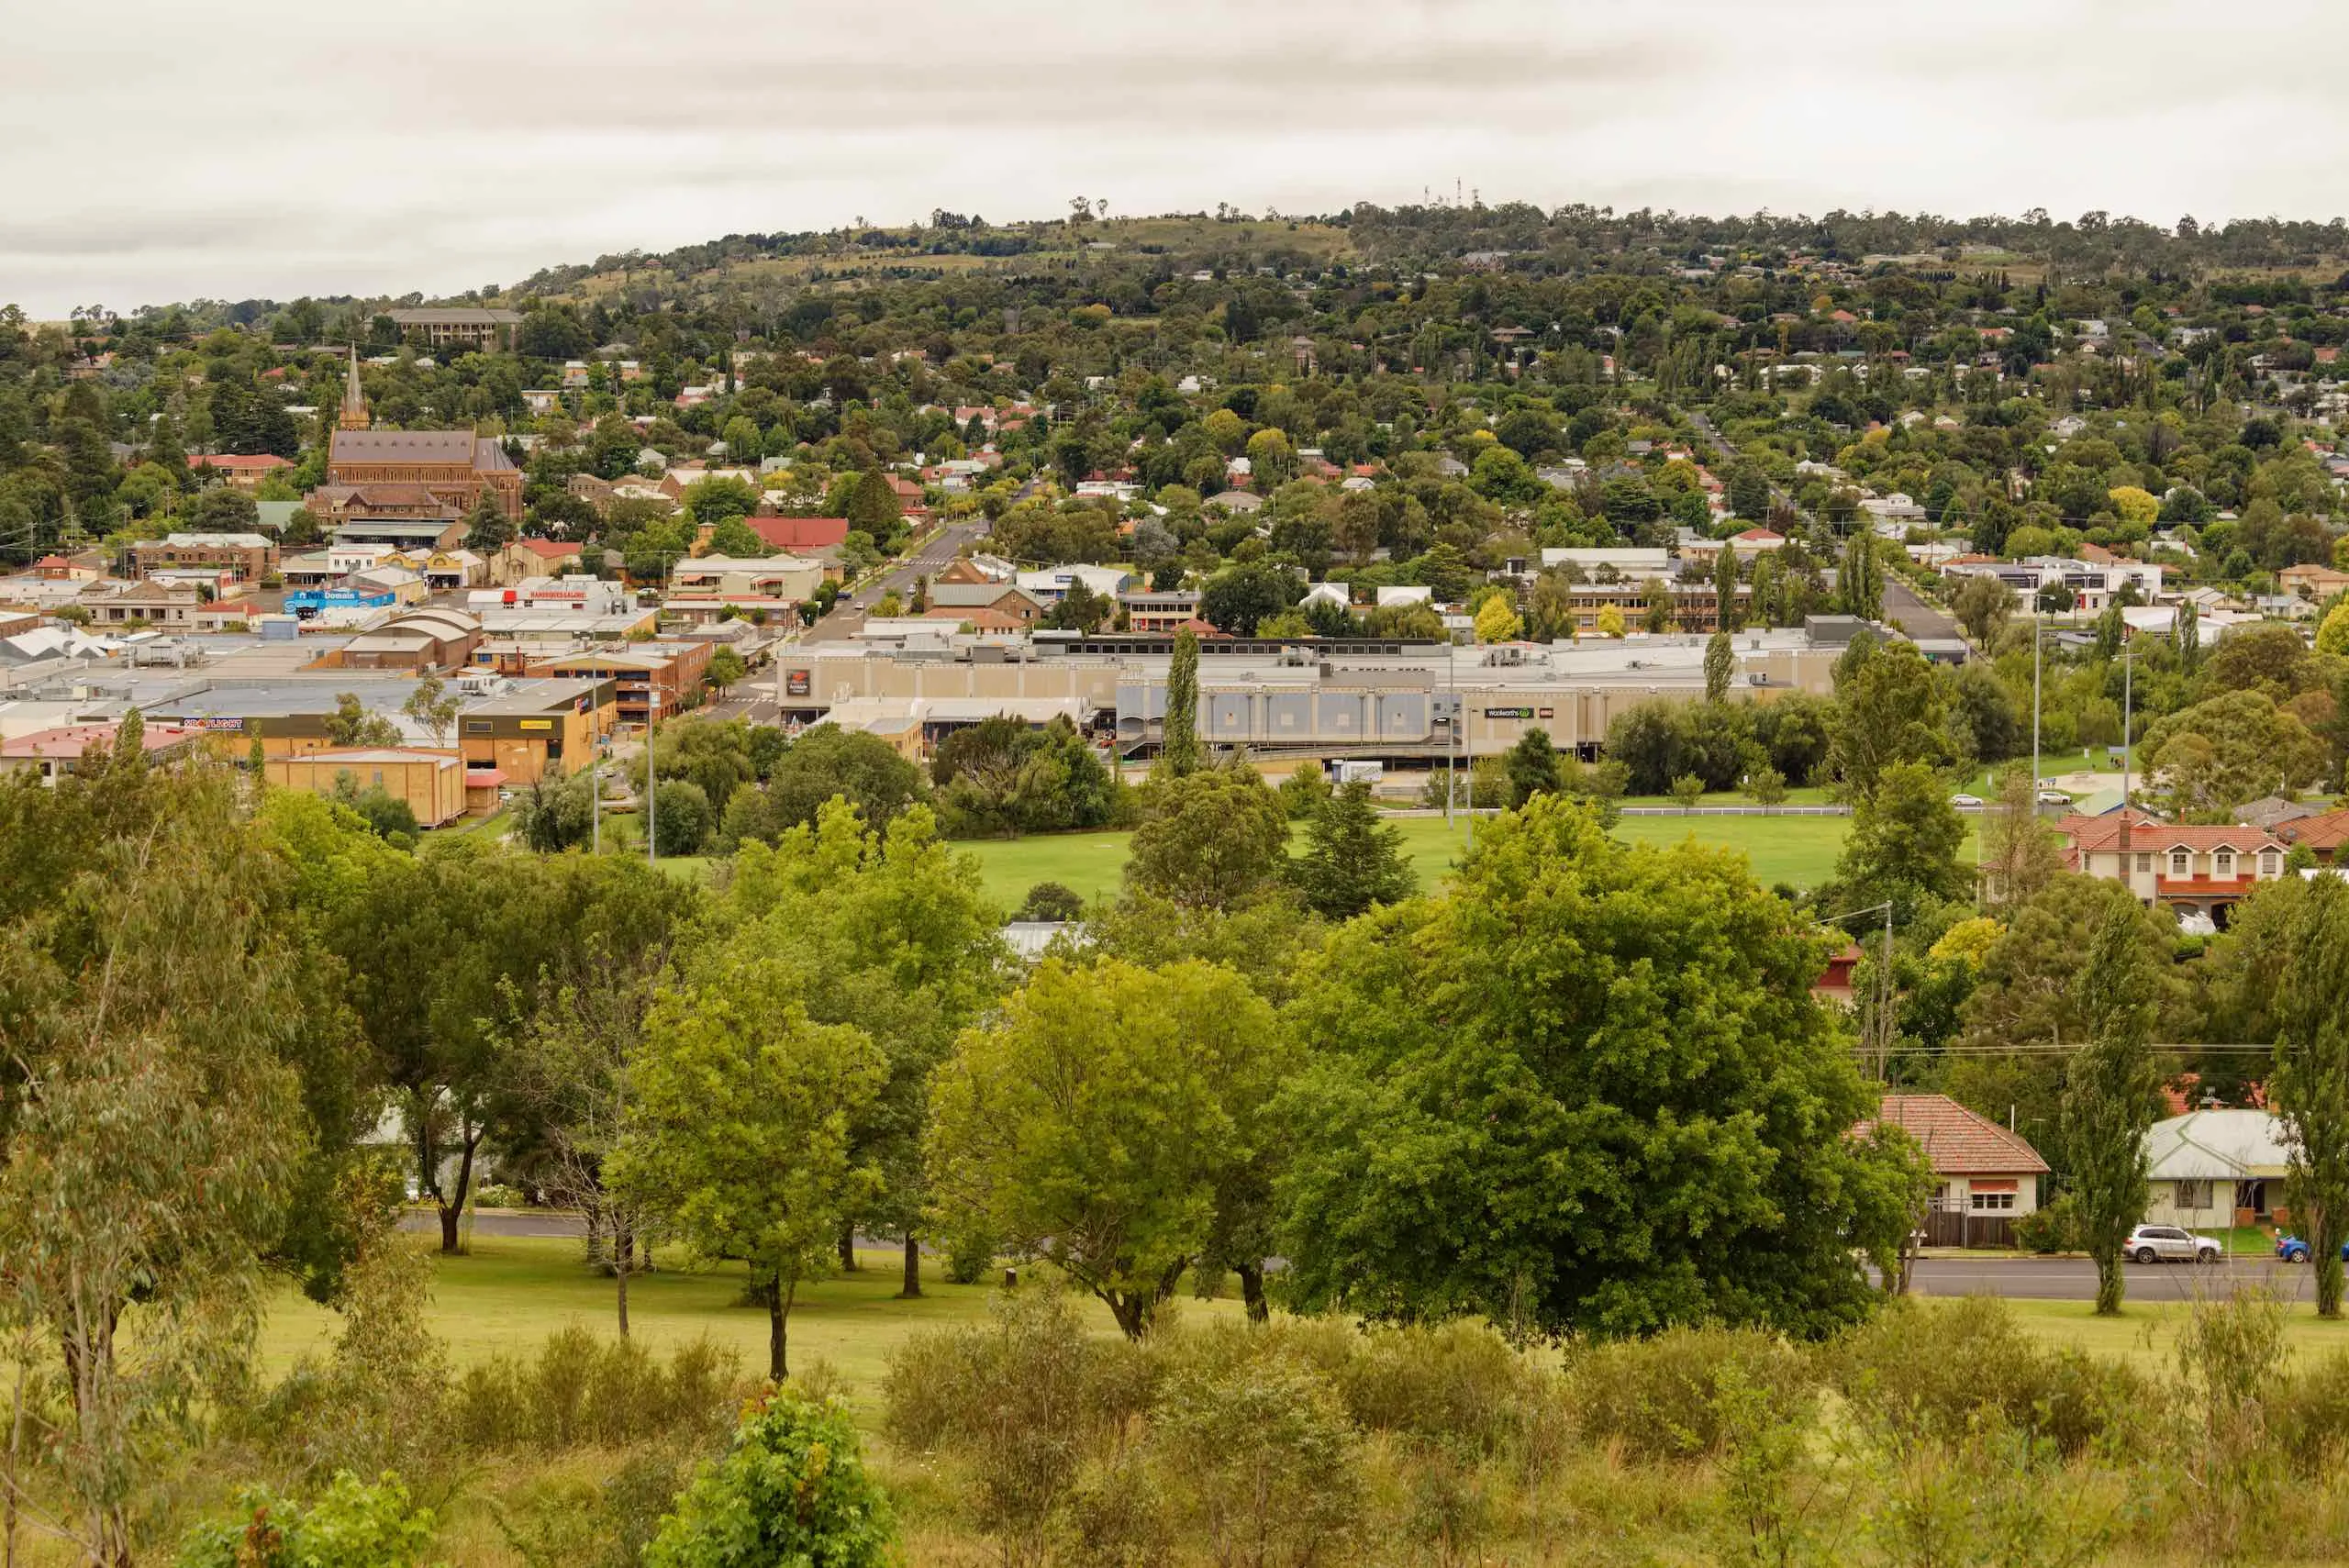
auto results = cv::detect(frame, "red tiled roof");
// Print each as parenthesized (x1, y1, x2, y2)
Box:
(2060, 813, 2281, 855)
(2284, 807, 2349, 851)
(190, 453, 292, 471)
(2054, 807, 2160, 846)
(1859, 1094, 2050, 1175)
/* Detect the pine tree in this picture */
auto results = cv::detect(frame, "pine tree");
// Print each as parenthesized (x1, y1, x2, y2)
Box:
(464, 486, 514, 554)
(2065, 902, 2164, 1316)
(1160, 628, 1201, 777)
(1291, 781, 1415, 918)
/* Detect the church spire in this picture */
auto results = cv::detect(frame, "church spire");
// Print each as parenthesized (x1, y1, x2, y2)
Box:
(339, 343, 371, 431)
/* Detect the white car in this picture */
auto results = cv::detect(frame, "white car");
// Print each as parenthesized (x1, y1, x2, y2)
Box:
(2125, 1224, 2222, 1264)
(2036, 789, 2071, 806)
(1949, 793, 1985, 808)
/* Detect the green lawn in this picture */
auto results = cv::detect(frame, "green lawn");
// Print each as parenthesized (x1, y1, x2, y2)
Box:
(261, 1232, 1230, 1415)
(1997, 1296, 2349, 1369)
(962, 812, 1965, 909)
(269, 1235, 2349, 1410)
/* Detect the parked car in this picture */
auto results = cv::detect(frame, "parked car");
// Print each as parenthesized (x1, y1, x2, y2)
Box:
(2126, 1224, 2222, 1264)
(2036, 789, 2071, 806)
(2274, 1233, 2349, 1263)
(1950, 793, 1985, 807)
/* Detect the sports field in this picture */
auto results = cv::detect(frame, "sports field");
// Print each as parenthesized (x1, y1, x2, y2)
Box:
(963, 810, 1937, 910)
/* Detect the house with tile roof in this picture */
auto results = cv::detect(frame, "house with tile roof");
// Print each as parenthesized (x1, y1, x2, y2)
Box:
(2279, 806, 2349, 862)
(2054, 810, 2288, 921)
(1861, 1094, 2049, 1222)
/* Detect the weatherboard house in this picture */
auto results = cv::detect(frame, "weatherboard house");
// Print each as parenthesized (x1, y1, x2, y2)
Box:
(2143, 1108, 2291, 1229)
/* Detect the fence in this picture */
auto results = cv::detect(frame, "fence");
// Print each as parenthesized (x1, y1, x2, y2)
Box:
(1920, 1207, 2018, 1250)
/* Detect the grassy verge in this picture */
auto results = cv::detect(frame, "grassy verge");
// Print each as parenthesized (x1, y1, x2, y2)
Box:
(1998, 1296, 2349, 1367)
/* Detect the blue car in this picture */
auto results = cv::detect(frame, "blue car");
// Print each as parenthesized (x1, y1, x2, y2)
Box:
(2275, 1234, 2349, 1263)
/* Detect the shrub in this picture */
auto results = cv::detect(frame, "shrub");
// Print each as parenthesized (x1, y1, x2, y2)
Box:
(1286, 1318, 1554, 1460)
(1054, 1440, 1174, 1568)
(2014, 1193, 2079, 1254)
(1154, 1342, 1363, 1568)
(1831, 1296, 2145, 1460)
(2269, 1351, 2349, 1477)
(1570, 1326, 1812, 1462)
(940, 1219, 1000, 1285)
(1014, 881, 1086, 922)
(176, 1470, 437, 1568)
(471, 1182, 529, 1210)
(448, 1327, 741, 1453)
(494, 1449, 694, 1568)
(645, 1388, 897, 1568)
(884, 1290, 1152, 1562)
(243, 1233, 451, 1485)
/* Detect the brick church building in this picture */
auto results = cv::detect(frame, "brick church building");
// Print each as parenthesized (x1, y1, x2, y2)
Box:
(318, 347, 523, 518)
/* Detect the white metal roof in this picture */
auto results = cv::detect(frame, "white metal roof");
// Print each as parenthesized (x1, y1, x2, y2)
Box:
(2144, 1108, 2292, 1181)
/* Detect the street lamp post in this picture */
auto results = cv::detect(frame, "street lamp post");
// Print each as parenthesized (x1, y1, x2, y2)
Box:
(2031, 603, 2043, 796)
(644, 687, 661, 866)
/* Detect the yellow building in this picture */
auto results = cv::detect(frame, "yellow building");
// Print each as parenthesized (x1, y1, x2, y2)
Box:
(267, 749, 468, 827)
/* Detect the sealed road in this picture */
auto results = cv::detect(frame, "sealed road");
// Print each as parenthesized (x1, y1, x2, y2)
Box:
(1912, 1255, 2311, 1301)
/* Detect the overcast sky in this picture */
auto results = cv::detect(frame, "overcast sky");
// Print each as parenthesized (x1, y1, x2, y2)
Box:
(8, 0, 2348, 319)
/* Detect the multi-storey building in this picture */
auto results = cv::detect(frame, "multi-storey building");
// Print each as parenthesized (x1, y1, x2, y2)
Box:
(128, 532, 280, 582)
(384, 307, 524, 352)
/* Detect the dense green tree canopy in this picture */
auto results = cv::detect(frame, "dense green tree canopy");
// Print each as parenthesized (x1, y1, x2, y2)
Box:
(1279, 796, 1918, 1340)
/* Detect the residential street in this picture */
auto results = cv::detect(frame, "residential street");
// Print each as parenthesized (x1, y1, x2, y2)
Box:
(799, 517, 987, 645)
(1910, 1255, 2315, 1301)
(414, 1212, 2320, 1304)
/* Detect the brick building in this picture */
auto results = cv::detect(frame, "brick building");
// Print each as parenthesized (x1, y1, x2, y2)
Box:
(128, 532, 280, 583)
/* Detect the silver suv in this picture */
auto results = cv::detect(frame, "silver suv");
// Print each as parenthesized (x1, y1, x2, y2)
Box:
(2126, 1224, 2222, 1264)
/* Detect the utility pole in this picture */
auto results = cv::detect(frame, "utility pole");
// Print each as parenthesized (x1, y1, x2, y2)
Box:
(590, 742, 600, 854)
(1877, 901, 1894, 1083)
(2121, 633, 2133, 803)
(2119, 630, 2134, 874)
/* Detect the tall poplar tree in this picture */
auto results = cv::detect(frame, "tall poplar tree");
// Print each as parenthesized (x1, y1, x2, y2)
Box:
(1160, 627, 1201, 776)
(2275, 877, 2349, 1318)
(2065, 902, 2164, 1316)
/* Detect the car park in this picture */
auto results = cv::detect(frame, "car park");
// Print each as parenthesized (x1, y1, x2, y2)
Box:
(2126, 1224, 2222, 1263)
